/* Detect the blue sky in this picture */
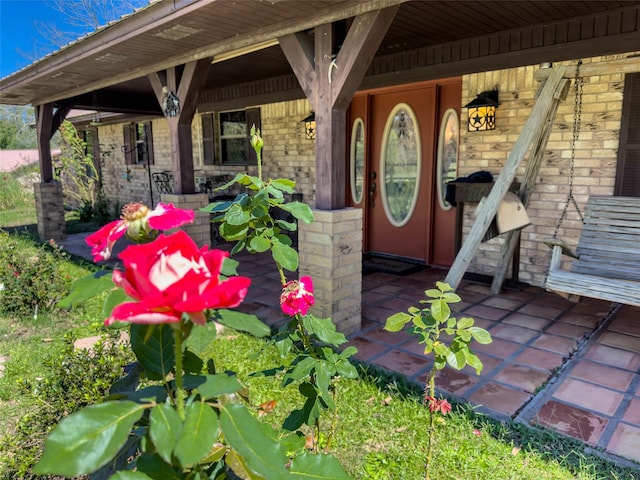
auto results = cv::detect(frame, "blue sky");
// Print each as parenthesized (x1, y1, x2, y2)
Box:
(0, 1, 70, 78)
(0, 0, 146, 79)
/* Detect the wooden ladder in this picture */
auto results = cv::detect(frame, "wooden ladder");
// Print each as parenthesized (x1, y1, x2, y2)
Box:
(444, 66, 570, 292)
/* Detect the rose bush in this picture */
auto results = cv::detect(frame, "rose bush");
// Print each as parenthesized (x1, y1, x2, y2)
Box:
(86, 201, 194, 261)
(108, 230, 250, 326)
(36, 199, 352, 479)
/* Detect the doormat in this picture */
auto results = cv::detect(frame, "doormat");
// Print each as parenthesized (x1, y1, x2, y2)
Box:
(363, 256, 425, 276)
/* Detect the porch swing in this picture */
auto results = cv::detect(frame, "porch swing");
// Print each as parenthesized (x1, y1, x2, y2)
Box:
(544, 64, 640, 307)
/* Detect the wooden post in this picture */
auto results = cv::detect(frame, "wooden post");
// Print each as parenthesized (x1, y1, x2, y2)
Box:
(148, 59, 211, 194)
(279, 6, 398, 209)
(444, 67, 567, 289)
(490, 77, 570, 293)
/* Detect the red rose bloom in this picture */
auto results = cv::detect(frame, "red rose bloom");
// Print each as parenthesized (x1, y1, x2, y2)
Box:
(280, 276, 314, 316)
(86, 202, 194, 262)
(106, 230, 250, 326)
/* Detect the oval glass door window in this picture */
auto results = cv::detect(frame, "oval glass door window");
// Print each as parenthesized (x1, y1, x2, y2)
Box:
(350, 118, 365, 204)
(380, 103, 421, 226)
(436, 108, 459, 211)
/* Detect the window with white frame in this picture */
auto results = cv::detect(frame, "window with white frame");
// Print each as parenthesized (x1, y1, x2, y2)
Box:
(217, 108, 261, 165)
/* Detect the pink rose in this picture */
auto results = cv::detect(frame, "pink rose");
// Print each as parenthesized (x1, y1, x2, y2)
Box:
(86, 202, 194, 262)
(280, 276, 314, 316)
(106, 230, 250, 326)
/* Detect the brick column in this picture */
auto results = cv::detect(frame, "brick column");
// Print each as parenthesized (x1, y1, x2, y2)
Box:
(34, 182, 66, 242)
(160, 193, 211, 247)
(298, 208, 363, 335)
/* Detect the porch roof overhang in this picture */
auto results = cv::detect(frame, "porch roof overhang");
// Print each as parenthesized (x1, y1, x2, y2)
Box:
(1, 0, 640, 113)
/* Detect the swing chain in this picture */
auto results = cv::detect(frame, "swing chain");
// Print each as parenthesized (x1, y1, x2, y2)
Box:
(553, 60, 585, 238)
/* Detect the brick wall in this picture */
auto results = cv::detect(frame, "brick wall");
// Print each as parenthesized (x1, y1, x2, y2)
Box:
(97, 99, 316, 218)
(459, 53, 635, 286)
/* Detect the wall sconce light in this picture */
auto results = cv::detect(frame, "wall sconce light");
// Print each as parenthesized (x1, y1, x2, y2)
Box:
(464, 89, 499, 132)
(301, 112, 316, 140)
(162, 86, 180, 118)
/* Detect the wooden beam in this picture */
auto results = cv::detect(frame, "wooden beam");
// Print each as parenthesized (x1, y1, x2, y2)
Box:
(61, 91, 162, 115)
(278, 32, 315, 106)
(279, 7, 398, 210)
(444, 66, 567, 289)
(148, 59, 211, 194)
(330, 6, 398, 109)
(52, 105, 71, 133)
(490, 77, 570, 293)
(35, 103, 55, 182)
(534, 56, 640, 81)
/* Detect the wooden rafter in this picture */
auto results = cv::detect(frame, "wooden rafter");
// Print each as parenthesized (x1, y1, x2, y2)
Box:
(279, 6, 398, 209)
(148, 58, 211, 194)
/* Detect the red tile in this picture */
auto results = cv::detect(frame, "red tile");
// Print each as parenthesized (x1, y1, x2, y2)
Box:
(530, 292, 573, 308)
(517, 303, 563, 320)
(468, 382, 531, 417)
(584, 343, 640, 371)
(544, 322, 591, 340)
(606, 423, 640, 463)
(553, 378, 624, 416)
(471, 352, 502, 374)
(464, 304, 510, 321)
(499, 289, 536, 302)
(493, 364, 550, 393)
(623, 398, 640, 424)
(569, 362, 634, 392)
(362, 304, 399, 323)
(531, 334, 576, 355)
(461, 283, 492, 295)
(515, 347, 564, 372)
(473, 337, 521, 358)
(378, 296, 418, 313)
(491, 324, 539, 343)
(556, 312, 601, 329)
(599, 331, 640, 354)
(400, 337, 430, 357)
(481, 296, 524, 310)
(609, 315, 640, 338)
(569, 300, 615, 317)
(363, 327, 413, 346)
(471, 317, 497, 330)
(502, 312, 551, 331)
(373, 349, 430, 377)
(431, 367, 480, 396)
(347, 336, 391, 362)
(533, 400, 608, 445)
(454, 289, 490, 304)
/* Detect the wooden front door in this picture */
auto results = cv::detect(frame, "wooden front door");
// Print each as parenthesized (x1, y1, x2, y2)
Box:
(347, 79, 461, 266)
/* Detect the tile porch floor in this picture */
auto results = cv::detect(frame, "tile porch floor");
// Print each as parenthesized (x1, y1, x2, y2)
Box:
(60, 233, 640, 469)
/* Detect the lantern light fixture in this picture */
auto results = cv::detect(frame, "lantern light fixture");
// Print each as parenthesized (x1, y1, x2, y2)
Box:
(301, 112, 316, 140)
(464, 89, 499, 132)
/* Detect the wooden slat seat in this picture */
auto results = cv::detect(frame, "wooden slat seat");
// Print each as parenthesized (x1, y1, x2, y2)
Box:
(545, 195, 640, 306)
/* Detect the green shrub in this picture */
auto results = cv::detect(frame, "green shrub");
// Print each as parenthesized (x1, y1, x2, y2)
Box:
(0, 172, 31, 210)
(0, 233, 72, 318)
(0, 331, 134, 480)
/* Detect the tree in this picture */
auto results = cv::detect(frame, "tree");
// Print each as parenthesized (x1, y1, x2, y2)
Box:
(0, 105, 37, 149)
(0, 119, 17, 149)
(25, 0, 148, 62)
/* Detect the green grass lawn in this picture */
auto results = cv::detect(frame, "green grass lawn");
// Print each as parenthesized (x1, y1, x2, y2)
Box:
(204, 331, 639, 480)
(0, 201, 638, 478)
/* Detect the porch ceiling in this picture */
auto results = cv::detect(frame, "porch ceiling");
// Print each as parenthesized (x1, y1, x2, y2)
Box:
(1, 0, 638, 109)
